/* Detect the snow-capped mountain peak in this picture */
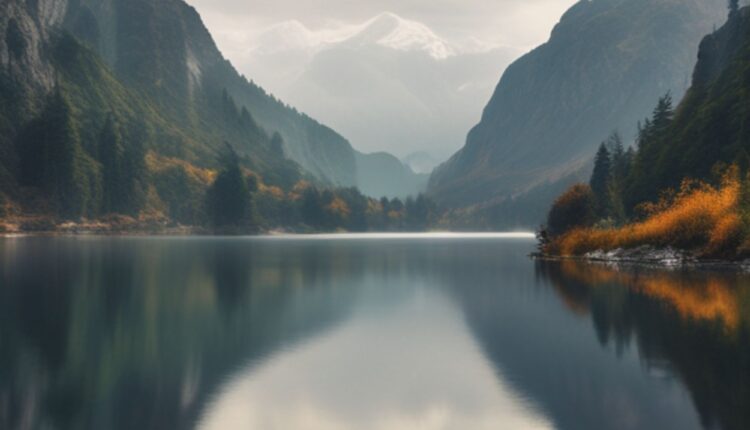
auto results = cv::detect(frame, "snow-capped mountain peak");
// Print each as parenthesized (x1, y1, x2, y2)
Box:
(347, 12, 456, 59)
(250, 12, 457, 60)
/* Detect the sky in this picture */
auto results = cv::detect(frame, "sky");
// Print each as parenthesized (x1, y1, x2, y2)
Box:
(187, 0, 577, 63)
(184, 0, 579, 163)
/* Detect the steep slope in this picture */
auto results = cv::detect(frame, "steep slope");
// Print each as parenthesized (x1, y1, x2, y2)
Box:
(0, 0, 302, 201)
(625, 5, 750, 208)
(540, 7, 750, 258)
(0, 0, 423, 218)
(354, 152, 428, 199)
(62, 0, 424, 195)
(429, 0, 726, 211)
(61, 0, 354, 186)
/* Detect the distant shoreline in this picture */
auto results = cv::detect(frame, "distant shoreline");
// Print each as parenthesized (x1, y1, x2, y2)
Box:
(0, 222, 536, 239)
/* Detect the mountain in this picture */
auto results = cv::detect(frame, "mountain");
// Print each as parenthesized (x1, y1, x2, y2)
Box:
(429, 0, 727, 218)
(623, 5, 750, 208)
(0, 0, 424, 226)
(241, 12, 521, 162)
(541, 6, 750, 257)
(403, 151, 441, 174)
(354, 152, 428, 199)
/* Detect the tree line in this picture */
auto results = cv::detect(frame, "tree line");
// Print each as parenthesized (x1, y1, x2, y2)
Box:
(13, 88, 438, 233)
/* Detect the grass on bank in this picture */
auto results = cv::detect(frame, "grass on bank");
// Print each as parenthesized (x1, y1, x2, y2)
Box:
(547, 168, 750, 259)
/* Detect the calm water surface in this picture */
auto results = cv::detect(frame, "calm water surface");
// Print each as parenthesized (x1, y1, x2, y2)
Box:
(1, 234, 749, 430)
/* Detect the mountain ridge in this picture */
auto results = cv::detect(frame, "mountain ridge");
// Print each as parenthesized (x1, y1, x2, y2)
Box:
(429, 0, 727, 216)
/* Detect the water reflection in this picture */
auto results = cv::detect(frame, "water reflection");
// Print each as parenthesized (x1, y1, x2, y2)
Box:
(0, 236, 748, 430)
(536, 261, 750, 430)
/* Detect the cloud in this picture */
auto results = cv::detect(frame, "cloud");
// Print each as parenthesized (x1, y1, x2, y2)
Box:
(186, 0, 578, 57)
(182, 0, 578, 159)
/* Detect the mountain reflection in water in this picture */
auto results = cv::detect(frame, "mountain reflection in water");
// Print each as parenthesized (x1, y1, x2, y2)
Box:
(0, 236, 748, 430)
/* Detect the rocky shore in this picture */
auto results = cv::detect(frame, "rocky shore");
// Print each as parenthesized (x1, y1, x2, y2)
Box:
(533, 245, 750, 272)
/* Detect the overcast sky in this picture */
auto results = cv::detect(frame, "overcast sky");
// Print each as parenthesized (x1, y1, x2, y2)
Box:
(186, 0, 578, 63)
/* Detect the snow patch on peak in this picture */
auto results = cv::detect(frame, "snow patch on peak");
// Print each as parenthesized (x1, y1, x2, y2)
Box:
(250, 12, 460, 60)
(354, 12, 456, 59)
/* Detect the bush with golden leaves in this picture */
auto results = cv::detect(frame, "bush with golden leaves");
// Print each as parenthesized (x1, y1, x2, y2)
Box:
(548, 168, 746, 258)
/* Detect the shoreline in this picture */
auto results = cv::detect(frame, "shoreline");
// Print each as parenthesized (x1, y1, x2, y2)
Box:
(532, 246, 750, 272)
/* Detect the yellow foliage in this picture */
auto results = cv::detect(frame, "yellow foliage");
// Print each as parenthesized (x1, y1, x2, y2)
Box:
(327, 197, 351, 218)
(551, 170, 743, 257)
(552, 261, 741, 330)
(146, 151, 216, 185)
(260, 185, 286, 200)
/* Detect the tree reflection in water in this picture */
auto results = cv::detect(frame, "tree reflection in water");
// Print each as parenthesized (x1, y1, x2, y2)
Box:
(536, 261, 750, 430)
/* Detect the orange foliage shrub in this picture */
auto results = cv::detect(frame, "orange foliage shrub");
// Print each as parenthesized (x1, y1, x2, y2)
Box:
(547, 184, 596, 236)
(550, 170, 745, 258)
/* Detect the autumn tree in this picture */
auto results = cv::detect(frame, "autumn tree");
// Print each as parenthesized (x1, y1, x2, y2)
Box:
(546, 184, 596, 236)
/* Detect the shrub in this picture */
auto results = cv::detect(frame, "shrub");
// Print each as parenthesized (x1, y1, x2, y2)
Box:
(549, 170, 744, 257)
(546, 184, 596, 237)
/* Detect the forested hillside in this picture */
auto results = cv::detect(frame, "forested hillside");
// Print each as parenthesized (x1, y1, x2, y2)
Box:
(0, 0, 427, 232)
(543, 5, 750, 258)
(430, 0, 727, 227)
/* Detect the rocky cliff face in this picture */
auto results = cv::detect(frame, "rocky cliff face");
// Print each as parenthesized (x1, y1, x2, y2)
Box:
(429, 0, 727, 211)
(1, 0, 66, 111)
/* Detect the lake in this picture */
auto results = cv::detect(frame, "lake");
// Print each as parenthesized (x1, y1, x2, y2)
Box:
(1, 234, 748, 430)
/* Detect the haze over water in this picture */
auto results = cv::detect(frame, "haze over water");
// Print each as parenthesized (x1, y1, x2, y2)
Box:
(2, 235, 748, 429)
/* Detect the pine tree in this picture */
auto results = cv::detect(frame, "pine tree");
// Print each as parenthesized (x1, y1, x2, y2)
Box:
(21, 88, 94, 218)
(590, 143, 612, 218)
(651, 93, 674, 135)
(270, 132, 285, 157)
(301, 187, 324, 229)
(606, 132, 629, 223)
(206, 145, 251, 228)
(120, 119, 148, 215)
(98, 114, 124, 214)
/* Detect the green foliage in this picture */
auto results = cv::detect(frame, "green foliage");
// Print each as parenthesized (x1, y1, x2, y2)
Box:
(18, 89, 100, 219)
(590, 143, 612, 217)
(153, 165, 205, 225)
(405, 194, 436, 231)
(98, 114, 124, 213)
(96, 114, 146, 215)
(206, 146, 254, 229)
(623, 93, 677, 211)
(270, 132, 285, 158)
(546, 184, 596, 237)
(300, 187, 325, 229)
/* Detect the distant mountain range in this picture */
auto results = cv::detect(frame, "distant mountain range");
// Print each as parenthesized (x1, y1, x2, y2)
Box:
(240, 12, 522, 163)
(429, 0, 728, 227)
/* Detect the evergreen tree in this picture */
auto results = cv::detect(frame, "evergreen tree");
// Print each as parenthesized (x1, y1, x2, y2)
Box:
(590, 143, 612, 217)
(270, 132, 285, 157)
(206, 145, 252, 228)
(98, 114, 124, 214)
(20, 88, 95, 218)
(651, 93, 674, 135)
(606, 132, 630, 223)
(301, 187, 325, 228)
(120, 120, 148, 215)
